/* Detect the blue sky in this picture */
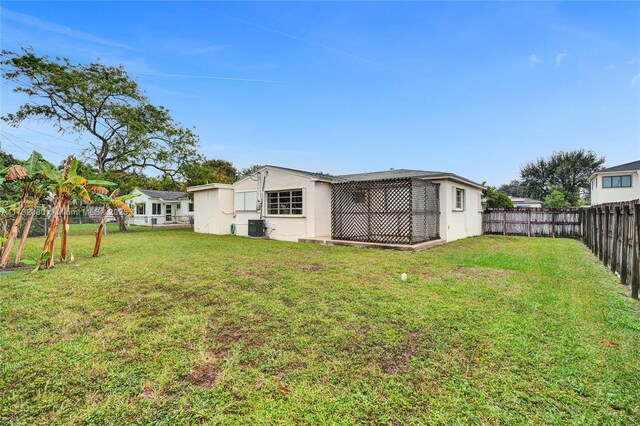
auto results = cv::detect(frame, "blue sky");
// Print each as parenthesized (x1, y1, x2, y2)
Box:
(1, 1, 638, 185)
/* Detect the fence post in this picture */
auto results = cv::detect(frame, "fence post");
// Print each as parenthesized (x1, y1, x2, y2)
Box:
(604, 206, 610, 267)
(527, 209, 532, 237)
(611, 206, 619, 275)
(621, 205, 629, 285)
(503, 210, 507, 236)
(598, 207, 604, 261)
(632, 204, 640, 299)
(551, 210, 556, 238)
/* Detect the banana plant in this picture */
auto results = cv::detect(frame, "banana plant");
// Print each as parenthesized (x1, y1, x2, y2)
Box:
(90, 188, 136, 257)
(34, 156, 114, 271)
(0, 151, 45, 268)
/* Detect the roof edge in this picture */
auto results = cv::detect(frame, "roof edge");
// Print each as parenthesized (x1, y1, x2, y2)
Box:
(187, 183, 233, 193)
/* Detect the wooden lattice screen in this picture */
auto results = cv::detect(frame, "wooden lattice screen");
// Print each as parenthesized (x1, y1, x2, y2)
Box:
(331, 178, 439, 245)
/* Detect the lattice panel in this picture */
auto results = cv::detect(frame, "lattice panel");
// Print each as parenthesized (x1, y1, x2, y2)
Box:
(411, 179, 440, 243)
(331, 178, 440, 245)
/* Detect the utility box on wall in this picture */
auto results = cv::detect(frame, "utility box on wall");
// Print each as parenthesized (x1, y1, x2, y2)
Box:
(248, 219, 266, 237)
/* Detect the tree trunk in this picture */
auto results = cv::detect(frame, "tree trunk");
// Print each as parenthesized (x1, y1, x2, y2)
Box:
(15, 191, 41, 267)
(59, 196, 70, 262)
(112, 207, 127, 232)
(93, 204, 109, 257)
(34, 195, 63, 272)
(0, 184, 30, 268)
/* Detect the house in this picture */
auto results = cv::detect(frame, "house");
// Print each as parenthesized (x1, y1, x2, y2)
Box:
(509, 197, 543, 208)
(589, 160, 640, 205)
(127, 189, 194, 226)
(187, 165, 484, 245)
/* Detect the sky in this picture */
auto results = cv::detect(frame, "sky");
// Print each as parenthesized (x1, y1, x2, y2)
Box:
(0, 1, 639, 186)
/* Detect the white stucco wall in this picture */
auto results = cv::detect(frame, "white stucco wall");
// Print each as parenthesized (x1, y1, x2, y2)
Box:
(192, 187, 233, 234)
(189, 167, 332, 242)
(433, 179, 483, 242)
(590, 171, 640, 205)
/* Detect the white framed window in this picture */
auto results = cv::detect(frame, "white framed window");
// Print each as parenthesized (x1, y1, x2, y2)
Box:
(454, 187, 465, 211)
(235, 191, 258, 212)
(188, 203, 194, 212)
(603, 175, 631, 188)
(267, 189, 303, 215)
(152, 203, 162, 215)
(135, 203, 145, 215)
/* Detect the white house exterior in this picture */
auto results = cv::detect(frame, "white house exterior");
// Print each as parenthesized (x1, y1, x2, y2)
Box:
(589, 160, 640, 205)
(509, 197, 543, 208)
(188, 165, 484, 244)
(128, 189, 194, 226)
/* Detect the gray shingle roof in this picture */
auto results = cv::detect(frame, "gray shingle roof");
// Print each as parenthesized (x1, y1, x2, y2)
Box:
(250, 165, 483, 188)
(337, 169, 484, 188)
(597, 160, 640, 173)
(138, 189, 187, 201)
(262, 165, 341, 182)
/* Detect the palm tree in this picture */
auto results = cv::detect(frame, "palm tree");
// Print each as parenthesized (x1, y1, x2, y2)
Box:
(90, 188, 136, 257)
(0, 151, 45, 268)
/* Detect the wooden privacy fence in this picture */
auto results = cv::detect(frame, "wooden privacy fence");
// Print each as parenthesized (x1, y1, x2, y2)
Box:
(483, 208, 581, 237)
(483, 201, 640, 299)
(581, 200, 640, 299)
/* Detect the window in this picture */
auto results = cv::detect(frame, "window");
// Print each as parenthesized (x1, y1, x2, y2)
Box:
(176, 204, 180, 210)
(454, 188, 465, 211)
(267, 189, 303, 215)
(188, 203, 194, 212)
(135, 203, 145, 215)
(603, 175, 631, 188)
(235, 191, 258, 211)
(152, 203, 162, 215)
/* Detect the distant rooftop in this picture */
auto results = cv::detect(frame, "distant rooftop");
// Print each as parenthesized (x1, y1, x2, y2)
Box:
(595, 160, 640, 174)
(137, 189, 187, 201)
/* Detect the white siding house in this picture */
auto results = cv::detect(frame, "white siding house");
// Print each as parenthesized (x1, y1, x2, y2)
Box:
(589, 160, 640, 205)
(128, 189, 194, 226)
(188, 165, 484, 244)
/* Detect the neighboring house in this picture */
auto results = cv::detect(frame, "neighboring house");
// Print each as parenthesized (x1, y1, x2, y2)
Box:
(187, 165, 484, 244)
(589, 160, 640, 205)
(509, 197, 543, 208)
(128, 189, 194, 226)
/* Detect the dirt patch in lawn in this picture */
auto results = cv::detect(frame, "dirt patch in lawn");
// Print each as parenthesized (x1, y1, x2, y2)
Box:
(185, 351, 227, 388)
(383, 332, 420, 374)
(302, 263, 327, 272)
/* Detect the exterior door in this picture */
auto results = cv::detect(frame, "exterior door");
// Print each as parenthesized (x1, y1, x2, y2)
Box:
(165, 204, 172, 222)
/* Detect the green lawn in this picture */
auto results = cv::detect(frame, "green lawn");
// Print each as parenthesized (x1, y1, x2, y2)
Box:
(1, 230, 639, 424)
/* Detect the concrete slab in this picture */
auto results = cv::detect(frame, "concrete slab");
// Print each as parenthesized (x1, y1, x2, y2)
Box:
(298, 237, 446, 252)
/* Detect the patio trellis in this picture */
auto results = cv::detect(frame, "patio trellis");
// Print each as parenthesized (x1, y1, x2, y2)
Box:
(331, 178, 439, 245)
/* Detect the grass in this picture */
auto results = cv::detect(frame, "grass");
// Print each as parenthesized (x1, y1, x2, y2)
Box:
(1, 229, 639, 424)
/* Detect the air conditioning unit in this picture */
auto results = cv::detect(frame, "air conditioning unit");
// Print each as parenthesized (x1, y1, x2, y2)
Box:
(248, 219, 266, 237)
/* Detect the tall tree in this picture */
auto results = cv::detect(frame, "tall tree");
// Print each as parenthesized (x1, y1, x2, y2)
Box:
(497, 180, 527, 198)
(520, 150, 605, 205)
(1, 48, 201, 175)
(183, 159, 239, 187)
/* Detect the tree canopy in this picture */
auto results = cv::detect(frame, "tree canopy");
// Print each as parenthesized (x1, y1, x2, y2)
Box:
(1, 48, 201, 177)
(520, 149, 605, 205)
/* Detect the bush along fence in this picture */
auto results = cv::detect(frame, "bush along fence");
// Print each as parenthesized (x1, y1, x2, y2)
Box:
(483, 208, 582, 238)
(581, 199, 640, 299)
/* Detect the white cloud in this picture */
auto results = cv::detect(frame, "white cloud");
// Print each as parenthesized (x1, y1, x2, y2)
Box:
(632, 73, 640, 88)
(0, 7, 132, 50)
(528, 54, 542, 69)
(555, 53, 567, 66)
